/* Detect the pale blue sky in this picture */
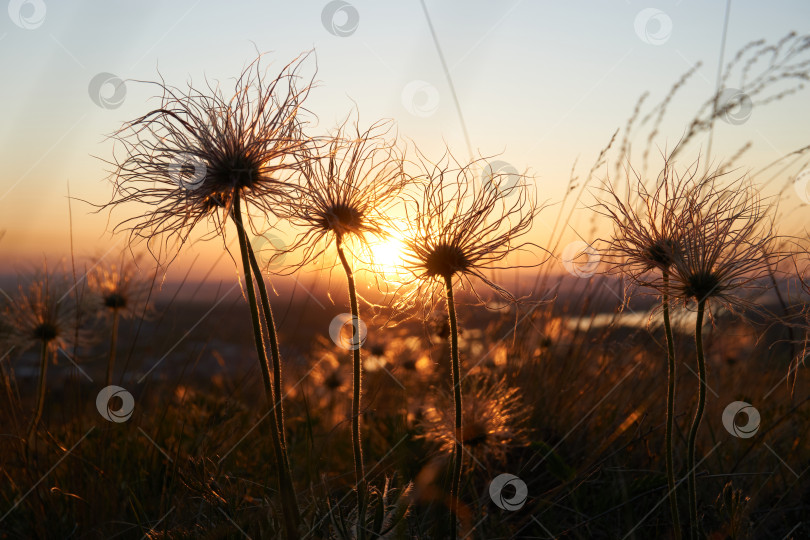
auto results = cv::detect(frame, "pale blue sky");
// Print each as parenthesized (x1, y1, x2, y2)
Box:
(1, 0, 808, 279)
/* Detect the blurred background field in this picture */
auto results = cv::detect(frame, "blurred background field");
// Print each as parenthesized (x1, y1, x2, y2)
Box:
(2, 274, 808, 538)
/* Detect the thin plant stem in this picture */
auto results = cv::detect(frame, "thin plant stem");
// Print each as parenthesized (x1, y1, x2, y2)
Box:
(686, 299, 707, 540)
(335, 235, 367, 536)
(246, 238, 291, 471)
(662, 270, 682, 540)
(233, 191, 300, 539)
(444, 276, 462, 539)
(106, 308, 120, 387)
(27, 340, 49, 445)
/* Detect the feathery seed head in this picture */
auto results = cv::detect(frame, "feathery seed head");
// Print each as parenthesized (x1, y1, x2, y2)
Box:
(396, 150, 544, 311)
(668, 172, 779, 310)
(88, 252, 153, 320)
(105, 53, 315, 257)
(3, 266, 91, 353)
(279, 118, 408, 270)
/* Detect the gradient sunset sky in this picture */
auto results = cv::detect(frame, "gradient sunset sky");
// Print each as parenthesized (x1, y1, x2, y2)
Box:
(1, 1, 809, 285)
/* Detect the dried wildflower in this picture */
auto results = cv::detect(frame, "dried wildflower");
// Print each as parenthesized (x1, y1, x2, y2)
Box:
(88, 252, 153, 320)
(397, 152, 543, 312)
(669, 175, 778, 311)
(666, 173, 778, 538)
(396, 151, 543, 536)
(106, 53, 314, 258)
(595, 155, 712, 540)
(105, 53, 312, 537)
(596, 157, 700, 288)
(4, 269, 87, 355)
(280, 117, 407, 520)
(279, 118, 407, 270)
(3, 266, 90, 443)
(420, 376, 529, 469)
(308, 336, 351, 393)
(88, 252, 155, 386)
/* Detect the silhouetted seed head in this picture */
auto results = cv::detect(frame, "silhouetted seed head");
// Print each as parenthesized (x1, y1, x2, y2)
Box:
(596, 156, 699, 292)
(396, 151, 544, 312)
(668, 174, 778, 310)
(317, 203, 364, 237)
(643, 238, 680, 268)
(88, 253, 153, 320)
(682, 269, 722, 300)
(279, 118, 407, 271)
(3, 266, 91, 353)
(103, 293, 127, 310)
(419, 376, 529, 468)
(423, 244, 470, 280)
(105, 53, 315, 254)
(32, 322, 58, 343)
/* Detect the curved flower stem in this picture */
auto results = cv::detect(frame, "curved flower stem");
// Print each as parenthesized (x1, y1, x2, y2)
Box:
(246, 237, 291, 471)
(662, 271, 682, 540)
(26, 340, 49, 445)
(686, 299, 707, 540)
(232, 192, 300, 539)
(444, 276, 462, 539)
(106, 308, 120, 387)
(335, 235, 367, 537)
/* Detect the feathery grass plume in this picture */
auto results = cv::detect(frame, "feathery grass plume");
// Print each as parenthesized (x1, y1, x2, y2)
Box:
(3, 266, 89, 445)
(279, 117, 407, 537)
(104, 53, 313, 538)
(419, 376, 529, 470)
(396, 151, 543, 538)
(668, 172, 778, 538)
(88, 252, 154, 387)
(609, 32, 810, 179)
(595, 155, 713, 540)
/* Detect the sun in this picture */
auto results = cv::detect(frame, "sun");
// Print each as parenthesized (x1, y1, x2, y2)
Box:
(368, 233, 406, 276)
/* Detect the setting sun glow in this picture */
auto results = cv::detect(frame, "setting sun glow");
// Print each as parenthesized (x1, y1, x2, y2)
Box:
(368, 234, 407, 275)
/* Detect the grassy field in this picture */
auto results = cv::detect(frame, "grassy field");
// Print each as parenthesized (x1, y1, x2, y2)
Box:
(1, 280, 808, 538)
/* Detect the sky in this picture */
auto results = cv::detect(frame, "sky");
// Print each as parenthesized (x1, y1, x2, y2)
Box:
(1, 0, 809, 288)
